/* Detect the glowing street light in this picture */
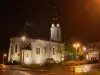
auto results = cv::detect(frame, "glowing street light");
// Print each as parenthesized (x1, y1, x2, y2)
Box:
(4, 54, 7, 57)
(82, 47, 86, 52)
(3, 54, 7, 64)
(21, 35, 26, 64)
(73, 43, 80, 52)
(73, 43, 80, 48)
(73, 43, 80, 60)
(21, 36, 26, 41)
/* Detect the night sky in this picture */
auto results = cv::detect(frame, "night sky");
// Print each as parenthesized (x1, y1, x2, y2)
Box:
(1, 0, 100, 52)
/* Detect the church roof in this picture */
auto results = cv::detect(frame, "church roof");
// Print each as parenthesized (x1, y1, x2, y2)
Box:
(10, 37, 64, 50)
(11, 37, 64, 43)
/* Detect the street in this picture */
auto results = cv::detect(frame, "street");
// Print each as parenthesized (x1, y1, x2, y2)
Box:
(0, 64, 82, 75)
(0, 63, 100, 75)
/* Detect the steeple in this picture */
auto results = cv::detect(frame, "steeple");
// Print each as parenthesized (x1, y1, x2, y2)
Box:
(52, 4, 59, 24)
(50, 4, 62, 42)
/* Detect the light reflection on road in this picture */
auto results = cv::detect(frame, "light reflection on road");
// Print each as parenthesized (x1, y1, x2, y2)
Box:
(73, 65, 90, 73)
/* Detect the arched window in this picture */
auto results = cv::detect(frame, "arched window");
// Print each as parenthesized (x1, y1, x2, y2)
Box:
(26, 53, 28, 57)
(44, 46, 46, 55)
(15, 44, 17, 52)
(53, 47, 55, 55)
(11, 45, 14, 54)
(36, 48, 40, 54)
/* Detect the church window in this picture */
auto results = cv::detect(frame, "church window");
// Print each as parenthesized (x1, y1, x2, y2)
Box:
(36, 48, 40, 54)
(53, 47, 55, 55)
(26, 53, 28, 57)
(44, 47, 46, 55)
(11, 45, 13, 54)
(15, 44, 17, 52)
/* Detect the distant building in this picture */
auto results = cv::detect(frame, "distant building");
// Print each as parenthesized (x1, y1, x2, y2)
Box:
(86, 42, 100, 60)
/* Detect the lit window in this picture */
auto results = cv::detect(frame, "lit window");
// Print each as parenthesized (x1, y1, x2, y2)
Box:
(53, 47, 55, 55)
(36, 48, 40, 54)
(53, 18, 55, 20)
(15, 44, 17, 52)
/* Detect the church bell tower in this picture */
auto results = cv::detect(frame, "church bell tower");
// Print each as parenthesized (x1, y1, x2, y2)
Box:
(50, 5, 61, 42)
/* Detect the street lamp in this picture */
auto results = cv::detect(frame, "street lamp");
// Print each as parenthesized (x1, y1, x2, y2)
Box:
(21, 36, 26, 41)
(21, 35, 26, 64)
(82, 47, 86, 52)
(73, 43, 80, 60)
(4, 54, 7, 57)
(3, 54, 7, 64)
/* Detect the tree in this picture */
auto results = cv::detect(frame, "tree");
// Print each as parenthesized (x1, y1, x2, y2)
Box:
(77, 48, 83, 56)
(64, 41, 76, 60)
(57, 44, 65, 61)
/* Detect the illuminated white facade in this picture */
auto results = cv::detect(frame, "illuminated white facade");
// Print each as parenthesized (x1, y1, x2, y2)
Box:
(8, 37, 64, 64)
(86, 42, 100, 60)
(8, 23, 64, 64)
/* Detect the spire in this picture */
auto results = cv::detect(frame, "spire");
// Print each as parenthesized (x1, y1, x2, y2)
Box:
(52, 4, 59, 24)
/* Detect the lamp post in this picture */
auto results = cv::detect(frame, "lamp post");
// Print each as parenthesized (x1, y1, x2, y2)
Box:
(73, 43, 80, 60)
(21, 35, 26, 65)
(3, 54, 7, 64)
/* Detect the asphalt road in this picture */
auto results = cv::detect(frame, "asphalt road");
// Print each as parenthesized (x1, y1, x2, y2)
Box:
(0, 69, 24, 75)
(0, 63, 100, 75)
(88, 63, 100, 70)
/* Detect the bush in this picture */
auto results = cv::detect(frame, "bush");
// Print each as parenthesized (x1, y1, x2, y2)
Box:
(7, 60, 19, 65)
(44, 58, 55, 63)
(56, 62, 64, 66)
(12, 60, 18, 65)
(6, 61, 13, 65)
(43, 62, 56, 68)
(43, 58, 57, 68)
(64, 60, 86, 66)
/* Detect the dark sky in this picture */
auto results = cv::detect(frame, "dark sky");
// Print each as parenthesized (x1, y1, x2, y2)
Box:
(1, 0, 100, 52)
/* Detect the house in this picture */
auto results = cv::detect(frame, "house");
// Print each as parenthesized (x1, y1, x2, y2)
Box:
(86, 42, 100, 60)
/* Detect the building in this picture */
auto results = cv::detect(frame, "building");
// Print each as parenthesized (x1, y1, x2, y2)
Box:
(8, 6, 64, 64)
(86, 42, 100, 60)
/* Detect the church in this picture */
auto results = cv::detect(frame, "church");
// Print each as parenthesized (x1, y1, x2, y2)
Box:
(8, 9, 64, 64)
